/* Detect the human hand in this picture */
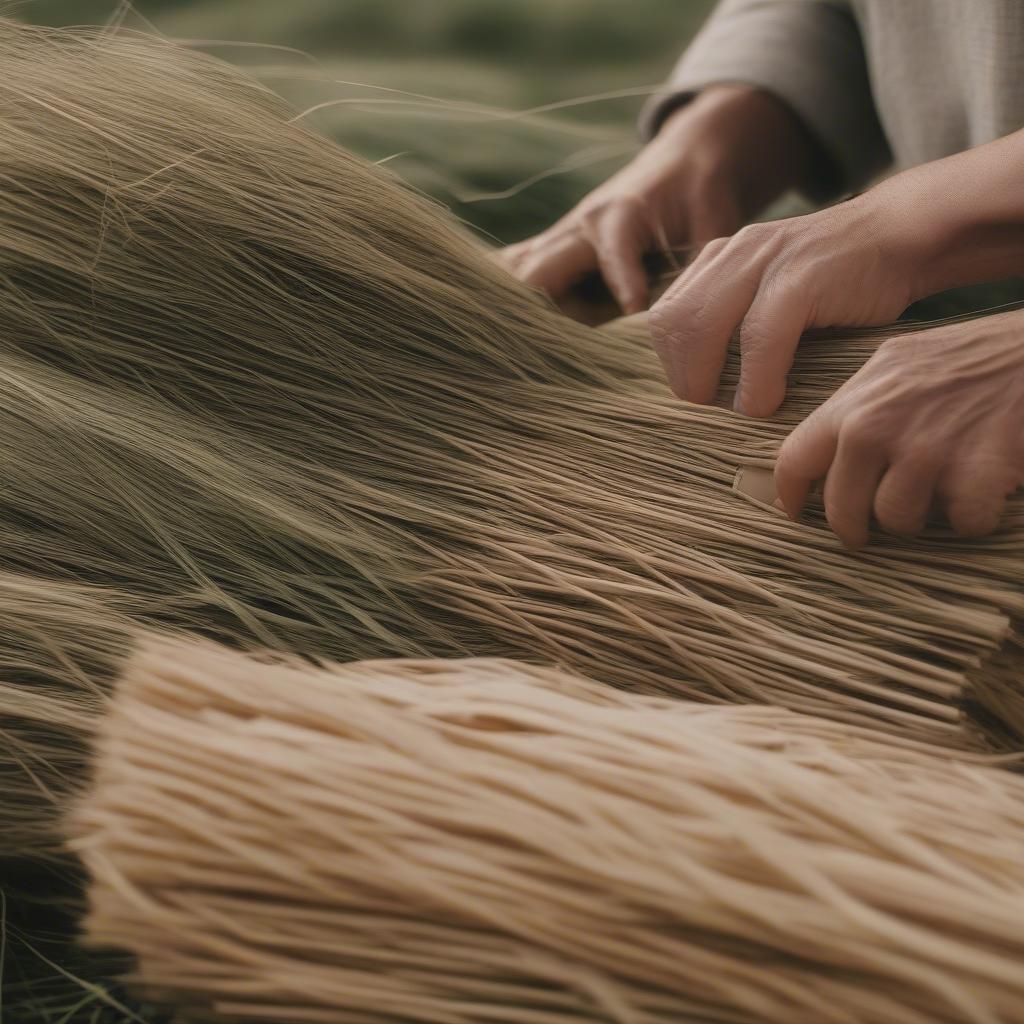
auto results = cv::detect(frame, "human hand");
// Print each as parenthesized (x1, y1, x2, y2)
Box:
(649, 127, 1024, 417)
(648, 185, 931, 416)
(498, 84, 820, 317)
(774, 311, 1024, 548)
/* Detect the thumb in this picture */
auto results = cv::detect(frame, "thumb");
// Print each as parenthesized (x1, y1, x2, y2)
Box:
(774, 409, 839, 519)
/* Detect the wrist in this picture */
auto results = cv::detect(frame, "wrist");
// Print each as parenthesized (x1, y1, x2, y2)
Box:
(876, 137, 1024, 303)
(912, 217, 1024, 303)
(881, 174, 989, 303)
(657, 84, 823, 217)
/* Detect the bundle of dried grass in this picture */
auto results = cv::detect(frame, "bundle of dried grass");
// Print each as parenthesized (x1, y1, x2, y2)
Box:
(0, 19, 1016, 762)
(71, 637, 1024, 1024)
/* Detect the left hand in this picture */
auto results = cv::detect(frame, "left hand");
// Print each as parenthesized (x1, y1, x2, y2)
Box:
(774, 311, 1024, 548)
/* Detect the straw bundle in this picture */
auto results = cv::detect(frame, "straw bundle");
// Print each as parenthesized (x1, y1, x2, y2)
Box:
(0, 20, 1015, 762)
(71, 637, 1024, 1024)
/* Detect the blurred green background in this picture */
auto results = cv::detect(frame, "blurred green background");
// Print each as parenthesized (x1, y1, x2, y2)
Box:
(22, 0, 715, 243)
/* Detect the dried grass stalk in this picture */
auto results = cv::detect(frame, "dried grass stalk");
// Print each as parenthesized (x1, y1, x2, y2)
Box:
(0, 19, 1015, 758)
(72, 637, 1024, 1024)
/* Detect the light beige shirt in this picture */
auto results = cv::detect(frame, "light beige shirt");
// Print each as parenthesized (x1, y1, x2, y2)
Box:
(641, 0, 1024, 199)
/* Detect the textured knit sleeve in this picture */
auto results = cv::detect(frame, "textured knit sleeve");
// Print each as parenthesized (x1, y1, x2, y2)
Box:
(638, 0, 892, 198)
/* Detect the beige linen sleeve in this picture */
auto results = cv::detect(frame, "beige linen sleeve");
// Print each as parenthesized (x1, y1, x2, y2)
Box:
(639, 0, 892, 198)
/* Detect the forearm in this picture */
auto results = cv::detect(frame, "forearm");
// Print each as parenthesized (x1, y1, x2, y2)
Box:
(870, 128, 1024, 303)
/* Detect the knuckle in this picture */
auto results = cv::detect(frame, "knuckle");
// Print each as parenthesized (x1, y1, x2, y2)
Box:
(615, 190, 648, 215)
(578, 192, 644, 229)
(577, 205, 605, 231)
(944, 455, 1019, 497)
(733, 222, 764, 246)
(840, 409, 887, 452)
(876, 330, 927, 365)
(896, 439, 940, 467)
(652, 279, 700, 324)
(889, 444, 944, 485)
(649, 301, 686, 348)
(698, 236, 729, 261)
(732, 221, 780, 254)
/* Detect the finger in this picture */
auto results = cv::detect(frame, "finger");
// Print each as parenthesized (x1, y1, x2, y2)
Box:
(872, 457, 941, 538)
(653, 232, 729, 304)
(946, 492, 1008, 538)
(823, 423, 889, 548)
(735, 277, 810, 416)
(649, 234, 768, 403)
(516, 232, 596, 299)
(592, 206, 649, 314)
(939, 459, 1017, 537)
(775, 410, 838, 519)
(681, 235, 727, 275)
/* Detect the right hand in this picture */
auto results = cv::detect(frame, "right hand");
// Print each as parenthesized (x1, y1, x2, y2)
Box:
(775, 310, 1024, 547)
(498, 84, 824, 316)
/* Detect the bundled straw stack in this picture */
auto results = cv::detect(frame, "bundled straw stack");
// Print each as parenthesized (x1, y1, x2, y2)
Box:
(72, 638, 1024, 1024)
(0, 16, 1015, 1024)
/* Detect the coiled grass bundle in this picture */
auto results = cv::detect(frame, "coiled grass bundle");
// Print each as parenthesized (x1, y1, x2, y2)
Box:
(72, 638, 1024, 1024)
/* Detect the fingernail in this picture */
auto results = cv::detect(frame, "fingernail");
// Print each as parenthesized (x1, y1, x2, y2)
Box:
(732, 391, 747, 415)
